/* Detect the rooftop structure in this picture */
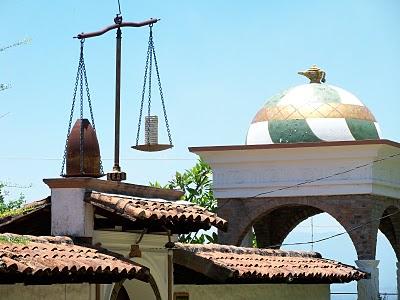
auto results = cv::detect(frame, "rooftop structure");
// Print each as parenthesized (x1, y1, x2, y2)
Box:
(0, 233, 149, 284)
(246, 65, 381, 144)
(173, 243, 367, 284)
(191, 66, 400, 300)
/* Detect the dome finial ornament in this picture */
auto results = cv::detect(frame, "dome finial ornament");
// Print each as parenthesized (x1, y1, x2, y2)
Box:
(298, 65, 326, 84)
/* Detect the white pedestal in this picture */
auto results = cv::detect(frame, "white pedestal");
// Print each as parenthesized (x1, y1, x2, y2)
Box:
(355, 260, 380, 300)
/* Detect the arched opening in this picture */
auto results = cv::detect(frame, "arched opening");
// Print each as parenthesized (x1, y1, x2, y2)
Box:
(252, 204, 323, 248)
(379, 206, 400, 260)
(281, 213, 358, 296)
(123, 274, 162, 300)
(376, 228, 397, 297)
(378, 206, 400, 297)
(278, 211, 399, 298)
(115, 286, 130, 300)
(246, 205, 364, 295)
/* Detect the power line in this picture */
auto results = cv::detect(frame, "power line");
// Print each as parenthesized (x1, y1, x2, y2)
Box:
(0, 157, 195, 161)
(250, 151, 400, 199)
(0, 112, 10, 119)
(274, 209, 400, 248)
(217, 150, 400, 210)
(0, 38, 31, 52)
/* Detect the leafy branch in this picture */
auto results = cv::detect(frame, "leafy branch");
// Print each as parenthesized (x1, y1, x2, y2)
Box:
(150, 159, 218, 244)
(0, 182, 26, 215)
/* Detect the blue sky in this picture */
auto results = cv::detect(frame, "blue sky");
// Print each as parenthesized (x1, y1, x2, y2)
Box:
(1, 0, 399, 297)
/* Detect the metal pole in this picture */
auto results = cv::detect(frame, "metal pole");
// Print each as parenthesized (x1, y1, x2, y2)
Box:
(114, 27, 122, 172)
(107, 24, 126, 181)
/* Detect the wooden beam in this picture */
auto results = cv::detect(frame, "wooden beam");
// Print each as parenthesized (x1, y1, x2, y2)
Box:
(43, 178, 183, 200)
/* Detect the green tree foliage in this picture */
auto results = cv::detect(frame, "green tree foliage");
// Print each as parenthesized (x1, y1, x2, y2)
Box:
(0, 182, 25, 216)
(150, 159, 218, 244)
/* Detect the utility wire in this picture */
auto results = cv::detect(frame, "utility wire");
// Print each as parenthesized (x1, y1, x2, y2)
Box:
(0, 157, 194, 161)
(0, 112, 10, 119)
(138, 209, 400, 251)
(250, 151, 400, 199)
(217, 150, 400, 212)
(0, 38, 31, 52)
(272, 209, 400, 248)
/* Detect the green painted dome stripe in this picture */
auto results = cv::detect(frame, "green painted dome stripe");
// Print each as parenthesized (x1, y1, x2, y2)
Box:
(346, 119, 379, 140)
(268, 119, 322, 143)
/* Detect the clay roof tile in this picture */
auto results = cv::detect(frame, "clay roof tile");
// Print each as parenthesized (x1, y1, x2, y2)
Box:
(174, 243, 368, 284)
(0, 233, 149, 284)
(86, 191, 227, 232)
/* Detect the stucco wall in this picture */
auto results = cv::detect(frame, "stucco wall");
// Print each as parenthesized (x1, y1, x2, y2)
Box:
(124, 279, 157, 300)
(0, 283, 95, 300)
(174, 284, 330, 300)
(94, 230, 174, 300)
(195, 143, 400, 199)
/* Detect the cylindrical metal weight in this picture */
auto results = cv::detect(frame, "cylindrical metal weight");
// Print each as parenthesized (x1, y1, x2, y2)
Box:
(145, 115, 158, 145)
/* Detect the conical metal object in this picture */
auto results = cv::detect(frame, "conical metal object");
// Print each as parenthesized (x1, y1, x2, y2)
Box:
(64, 119, 102, 177)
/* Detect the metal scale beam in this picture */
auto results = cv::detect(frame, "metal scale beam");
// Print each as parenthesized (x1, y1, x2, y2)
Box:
(75, 16, 159, 181)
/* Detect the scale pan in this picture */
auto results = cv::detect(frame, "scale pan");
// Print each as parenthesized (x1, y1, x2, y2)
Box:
(131, 144, 173, 152)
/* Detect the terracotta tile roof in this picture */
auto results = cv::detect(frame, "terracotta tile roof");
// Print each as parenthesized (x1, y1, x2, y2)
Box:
(0, 192, 227, 235)
(0, 233, 149, 284)
(86, 192, 227, 233)
(173, 243, 367, 284)
(0, 197, 50, 224)
(0, 198, 51, 235)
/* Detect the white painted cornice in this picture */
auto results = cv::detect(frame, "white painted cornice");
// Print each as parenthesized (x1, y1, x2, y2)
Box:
(191, 142, 400, 199)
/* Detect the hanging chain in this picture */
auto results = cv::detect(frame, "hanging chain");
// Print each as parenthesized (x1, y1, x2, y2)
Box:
(151, 35, 173, 145)
(146, 25, 153, 145)
(61, 39, 103, 175)
(79, 46, 85, 174)
(82, 50, 104, 174)
(135, 25, 152, 146)
(60, 41, 84, 176)
(135, 24, 173, 146)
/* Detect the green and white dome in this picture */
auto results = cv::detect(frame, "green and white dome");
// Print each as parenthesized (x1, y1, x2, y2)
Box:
(246, 66, 381, 144)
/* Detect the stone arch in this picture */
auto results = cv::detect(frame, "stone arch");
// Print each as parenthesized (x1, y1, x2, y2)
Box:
(218, 194, 384, 259)
(253, 204, 323, 248)
(379, 205, 400, 260)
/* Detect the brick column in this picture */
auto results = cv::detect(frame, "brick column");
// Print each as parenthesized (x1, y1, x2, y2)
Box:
(355, 260, 379, 300)
(397, 262, 400, 300)
(217, 198, 254, 246)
